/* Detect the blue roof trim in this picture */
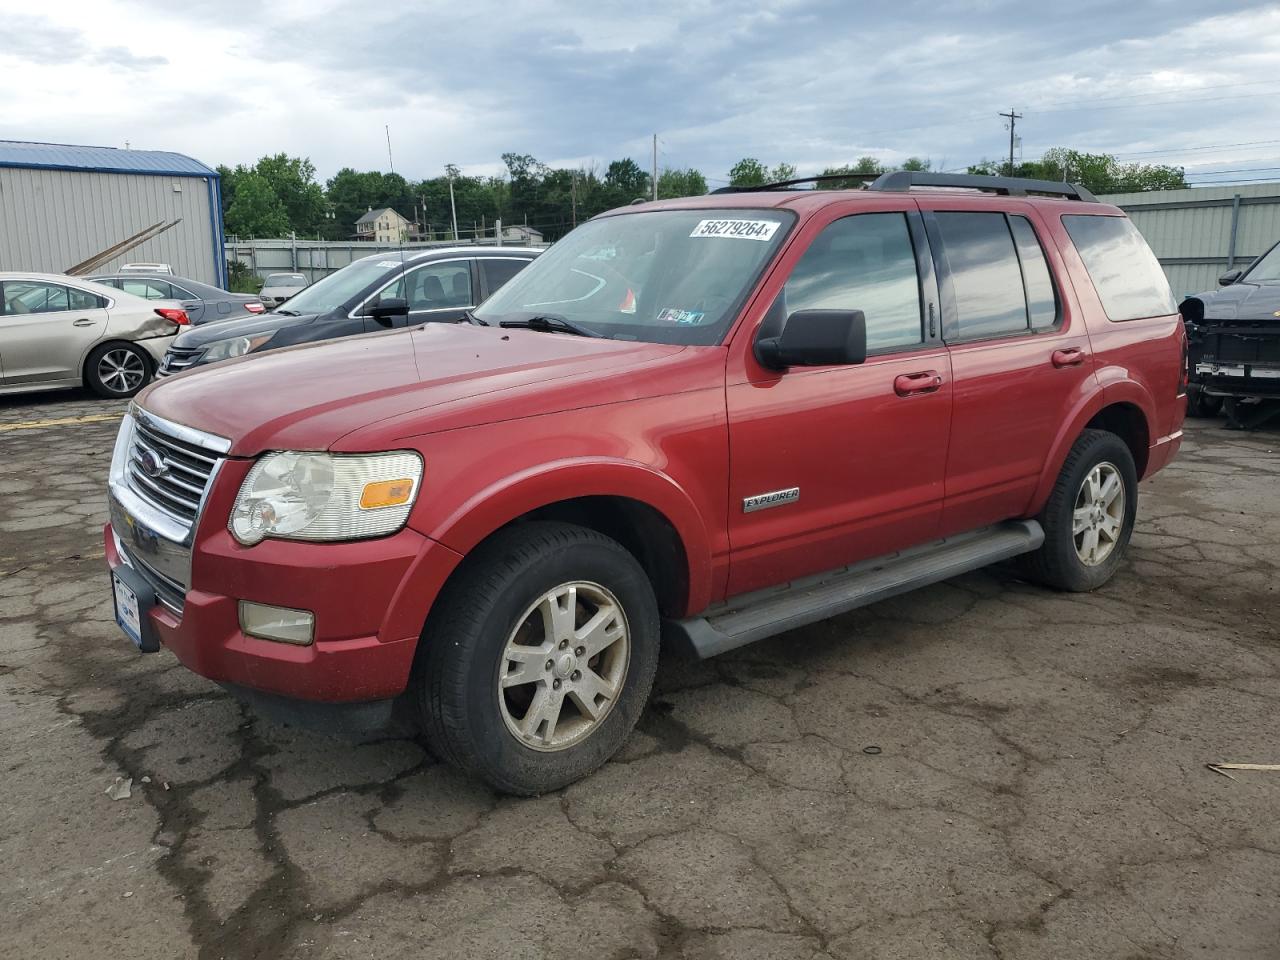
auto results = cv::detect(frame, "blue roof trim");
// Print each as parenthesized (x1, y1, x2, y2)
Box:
(0, 140, 217, 177)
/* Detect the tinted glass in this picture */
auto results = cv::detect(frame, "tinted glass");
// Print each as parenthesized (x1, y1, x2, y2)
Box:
(1242, 240, 1280, 282)
(784, 213, 922, 351)
(1008, 216, 1058, 329)
(2, 281, 69, 315)
(122, 279, 171, 300)
(67, 287, 104, 310)
(476, 209, 793, 345)
(385, 262, 473, 310)
(480, 258, 530, 298)
(1062, 215, 1176, 321)
(935, 212, 1028, 339)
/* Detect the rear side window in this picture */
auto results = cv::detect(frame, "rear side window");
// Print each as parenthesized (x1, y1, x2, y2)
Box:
(68, 287, 105, 310)
(784, 212, 923, 351)
(934, 212, 1027, 339)
(480, 258, 530, 299)
(1062, 215, 1175, 321)
(1008, 216, 1058, 329)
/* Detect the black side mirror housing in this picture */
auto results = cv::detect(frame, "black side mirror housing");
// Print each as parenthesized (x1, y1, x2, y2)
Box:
(367, 297, 409, 320)
(755, 309, 867, 370)
(1218, 270, 1242, 286)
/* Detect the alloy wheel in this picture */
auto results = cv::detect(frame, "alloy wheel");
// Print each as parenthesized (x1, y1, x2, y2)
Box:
(98, 349, 146, 394)
(1073, 461, 1125, 566)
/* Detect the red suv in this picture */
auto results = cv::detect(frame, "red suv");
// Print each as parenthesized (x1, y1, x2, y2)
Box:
(105, 172, 1186, 793)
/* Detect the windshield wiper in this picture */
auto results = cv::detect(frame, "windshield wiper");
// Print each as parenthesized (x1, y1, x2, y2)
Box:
(498, 314, 601, 338)
(463, 308, 488, 326)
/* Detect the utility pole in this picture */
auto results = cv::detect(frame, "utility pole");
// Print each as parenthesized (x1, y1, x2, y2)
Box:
(446, 166, 459, 241)
(652, 133, 658, 201)
(998, 109, 1022, 176)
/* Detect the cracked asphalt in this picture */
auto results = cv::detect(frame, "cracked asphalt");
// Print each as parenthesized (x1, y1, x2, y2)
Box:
(1, 388, 1278, 960)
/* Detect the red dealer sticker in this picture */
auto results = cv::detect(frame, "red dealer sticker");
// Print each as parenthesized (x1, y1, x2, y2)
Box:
(689, 219, 781, 242)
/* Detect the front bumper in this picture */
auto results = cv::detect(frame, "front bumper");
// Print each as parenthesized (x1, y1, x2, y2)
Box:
(104, 511, 464, 703)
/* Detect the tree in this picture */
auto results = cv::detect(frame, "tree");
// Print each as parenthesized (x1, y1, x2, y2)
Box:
(967, 148, 1186, 194)
(728, 157, 769, 187)
(224, 172, 289, 238)
(254, 154, 328, 236)
(657, 167, 709, 199)
(901, 156, 931, 171)
(770, 162, 797, 182)
(602, 158, 650, 206)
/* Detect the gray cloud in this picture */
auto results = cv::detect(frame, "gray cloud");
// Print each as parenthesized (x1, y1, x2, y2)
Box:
(4, 15, 167, 70)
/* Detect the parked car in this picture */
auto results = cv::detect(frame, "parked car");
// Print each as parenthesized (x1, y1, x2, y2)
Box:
(92, 274, 265, 324)
(1181, 238, 1280, 428)
(104, 173, 1186, 794)
(119, 262, 173, 275)
(1, 272, 189, 398)
(258, 273, 309, 308)
(156, 247, 538, 375)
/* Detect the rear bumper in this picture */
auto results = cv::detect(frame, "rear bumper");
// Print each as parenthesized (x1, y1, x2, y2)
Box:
(104, 521, 464, 703)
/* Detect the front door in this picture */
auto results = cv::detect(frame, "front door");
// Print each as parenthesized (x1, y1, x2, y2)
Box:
(725, 206, 953, 597)
(0, 280, 108, 385)
(368, 259, 476, 332)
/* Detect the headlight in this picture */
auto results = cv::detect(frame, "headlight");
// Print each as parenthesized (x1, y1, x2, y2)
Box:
(229, 451, 423, 546)
(203, 333, 272, 362)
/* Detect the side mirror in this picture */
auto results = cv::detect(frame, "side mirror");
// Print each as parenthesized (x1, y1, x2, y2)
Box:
(755, 309, 867, 370)
(1218, 270, 1242, 286)
(367, 297, 409, 320)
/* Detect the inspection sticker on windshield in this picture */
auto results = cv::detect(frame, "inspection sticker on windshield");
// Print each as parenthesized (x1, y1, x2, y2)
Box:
(690, 219, 780, 242)
(657, 307, 706, 325)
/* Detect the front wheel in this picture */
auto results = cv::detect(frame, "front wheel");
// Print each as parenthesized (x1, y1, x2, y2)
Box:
(85, 342, 153, 398)
(1020, 429, 1138, 592)
(416, 522, 660, 794)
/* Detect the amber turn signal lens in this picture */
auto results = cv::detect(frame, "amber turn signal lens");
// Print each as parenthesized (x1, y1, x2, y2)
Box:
(359, 478, 415, 509)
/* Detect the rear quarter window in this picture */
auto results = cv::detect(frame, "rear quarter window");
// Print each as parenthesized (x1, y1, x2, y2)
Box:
(1062, 215, 1175, 322)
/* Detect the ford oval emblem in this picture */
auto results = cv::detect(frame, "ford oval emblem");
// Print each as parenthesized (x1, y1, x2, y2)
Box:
(138, 448, 167, 479)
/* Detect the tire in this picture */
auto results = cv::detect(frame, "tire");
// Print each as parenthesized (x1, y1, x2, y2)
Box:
(85, 342, 153, 399)
(1185, 386, 1222, 419)
(416, 521, 660, 795)
(1020, 429, 1138, 592)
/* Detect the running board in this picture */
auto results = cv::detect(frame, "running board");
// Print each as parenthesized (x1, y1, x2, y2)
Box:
(668, 520, 1044, 659)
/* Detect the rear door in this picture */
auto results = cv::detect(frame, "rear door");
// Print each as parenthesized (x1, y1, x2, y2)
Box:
(0, 280, 109, 385)
(725, 203, 953, 595)
(921, 203, 1095, 536)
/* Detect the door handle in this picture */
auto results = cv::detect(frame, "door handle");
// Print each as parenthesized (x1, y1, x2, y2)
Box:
(73, 318, 95, 327)
(894, 371, 944, 397)
(1052, 348, 1085, 368)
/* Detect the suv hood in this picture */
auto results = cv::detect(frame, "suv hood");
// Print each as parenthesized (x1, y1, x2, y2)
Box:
(139, 323, 686, 455)
(173, 311, 322, 347)
(1191, 281, 1280, 322)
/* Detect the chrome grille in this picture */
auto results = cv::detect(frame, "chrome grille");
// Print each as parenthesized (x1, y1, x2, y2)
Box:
(159, 346, 204, 376)
(126, 413, 223, 527)
(117, 536, 186, 615)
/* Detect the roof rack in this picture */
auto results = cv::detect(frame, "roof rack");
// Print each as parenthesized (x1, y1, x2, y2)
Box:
(710, 173, 879, 195)
(868, 171, 1098, 202)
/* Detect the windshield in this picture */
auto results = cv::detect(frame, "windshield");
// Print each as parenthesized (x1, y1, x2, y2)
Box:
(474, 208, 794, 345)
(269, 261, 388, 314)
(1243, 242, 1280, 282)
(266, 274, 307, 288)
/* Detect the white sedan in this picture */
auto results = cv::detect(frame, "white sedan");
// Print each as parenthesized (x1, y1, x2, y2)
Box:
(0, 272, 191, 399)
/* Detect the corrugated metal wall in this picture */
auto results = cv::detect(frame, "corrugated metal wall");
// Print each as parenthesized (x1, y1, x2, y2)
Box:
(1099, 183, 1280, 298)
(0, 167, 220, 285)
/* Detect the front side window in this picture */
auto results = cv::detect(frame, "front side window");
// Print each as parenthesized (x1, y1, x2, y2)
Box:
(1244, 241, 1280, 282)
(2, 281, 70, 315)
(934, 212, 1029, 339)
(475, 208, 794, 345)
(384, 262, 473, 310)
(783, 212, 923, 352)
(1062, 215, 1175, 321)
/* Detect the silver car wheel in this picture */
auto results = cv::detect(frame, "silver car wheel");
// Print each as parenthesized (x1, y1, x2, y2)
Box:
(497, 580, 630, 752)
(1073, 461, 1125, 566)
(98, 348, 146, 394)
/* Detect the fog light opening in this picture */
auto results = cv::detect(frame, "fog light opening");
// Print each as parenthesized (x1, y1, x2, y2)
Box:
(238, 601, 315, 645)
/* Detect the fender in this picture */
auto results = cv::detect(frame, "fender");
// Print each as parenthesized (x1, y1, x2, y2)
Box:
(1026, 375, 1155, 516)
(411, 457, 717, 616)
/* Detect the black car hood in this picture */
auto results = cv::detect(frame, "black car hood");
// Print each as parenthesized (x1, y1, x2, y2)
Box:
(1188, 281, 1280, 323)
(172, 311, 323, 348)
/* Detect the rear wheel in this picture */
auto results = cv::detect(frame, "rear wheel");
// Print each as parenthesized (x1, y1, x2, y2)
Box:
(416, 521, 660, 795)
(1021, 429, 1138, 592)
(85, 342, 152, 398)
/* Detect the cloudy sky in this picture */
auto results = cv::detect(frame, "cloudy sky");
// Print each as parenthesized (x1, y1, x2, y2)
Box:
(3, 0, 1280, 187)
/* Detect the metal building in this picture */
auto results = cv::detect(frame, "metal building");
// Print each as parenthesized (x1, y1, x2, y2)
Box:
(0, 140, 225, 287)
(1100, 183, 1280, 299)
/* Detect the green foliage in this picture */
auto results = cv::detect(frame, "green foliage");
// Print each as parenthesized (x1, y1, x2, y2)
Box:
(967, 148, 1186, 194)
(657, 167, 709, 199)
(728, 158, 769, 187)
(225, 172, 290, 238)
(226, 259, 262, 293)
(254, 154, 327, 235)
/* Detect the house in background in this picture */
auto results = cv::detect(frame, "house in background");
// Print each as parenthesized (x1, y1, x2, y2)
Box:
(501, 224, 544, 244)
(354, 207, 412, 242)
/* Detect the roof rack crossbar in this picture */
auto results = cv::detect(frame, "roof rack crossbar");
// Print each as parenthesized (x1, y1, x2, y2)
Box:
(868, 171, 1098, 202)
(710, 173, 880, 195)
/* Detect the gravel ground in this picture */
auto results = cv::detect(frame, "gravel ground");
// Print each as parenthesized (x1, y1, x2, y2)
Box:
(1, 388, 1277, 960)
